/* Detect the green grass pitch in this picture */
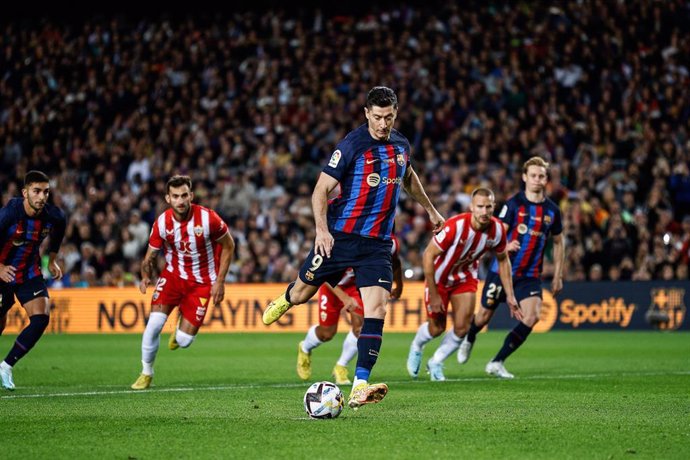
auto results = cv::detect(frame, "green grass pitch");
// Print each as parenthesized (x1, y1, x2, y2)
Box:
(1, 331, 688, 459)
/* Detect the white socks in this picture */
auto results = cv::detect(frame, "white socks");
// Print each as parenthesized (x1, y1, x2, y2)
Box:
(302, 325, 323, 353)
(175, 329, 195, 348)
(336, 330, 358, 367)
(352, 378, 367, 390)
(411, 322, 433, 352)
(141, 311, 168, 375)
(429, 330, 463, 365)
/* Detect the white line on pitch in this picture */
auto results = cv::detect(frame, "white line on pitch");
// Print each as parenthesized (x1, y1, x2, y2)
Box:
(2, 370, 688, 400)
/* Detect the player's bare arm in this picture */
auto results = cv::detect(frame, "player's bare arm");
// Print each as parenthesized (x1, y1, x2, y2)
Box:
(403, 166, 445, 232)
(391, 252, 403, 299)
(326, 283, 360, 312)
(551, 233, 565, 297)
(501, 223, 520, 253)
(422, 240, 444, 313)
(211, 232, 235, 306)
(48, 252, 63, 280)
(497, 250, 522, 321)
(311, 172, 340, 258)
(139, 246, 160, 294)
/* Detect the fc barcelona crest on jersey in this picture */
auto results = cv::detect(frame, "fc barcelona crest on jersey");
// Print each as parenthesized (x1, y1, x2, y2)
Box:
(194, 225, 203, 237)
(396, 153, 405, 166)
(544, 215, 552, 224)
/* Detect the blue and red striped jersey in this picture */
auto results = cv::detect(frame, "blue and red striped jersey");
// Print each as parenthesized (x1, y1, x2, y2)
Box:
(323, 124, 410, 240)
(0, 197, 66, 285)
(489, 192, 562, 279)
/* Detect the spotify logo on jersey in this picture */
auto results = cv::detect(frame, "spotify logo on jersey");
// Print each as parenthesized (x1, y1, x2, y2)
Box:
(367, 173, 381, 187)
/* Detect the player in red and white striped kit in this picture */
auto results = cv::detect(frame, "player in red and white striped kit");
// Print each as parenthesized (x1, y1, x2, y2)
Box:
(297, 235, 403, 385)
(131, 175, 235, 390)
(406, 188, 520, 381)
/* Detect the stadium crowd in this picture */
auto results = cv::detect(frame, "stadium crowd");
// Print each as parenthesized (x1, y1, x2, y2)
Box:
(1, 1, 689, 288)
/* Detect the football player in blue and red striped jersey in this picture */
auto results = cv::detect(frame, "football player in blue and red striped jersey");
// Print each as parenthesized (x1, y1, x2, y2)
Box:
(460, 156, 565, 379)
(0, 170, 66, 390)
(263, 86, 444, 409)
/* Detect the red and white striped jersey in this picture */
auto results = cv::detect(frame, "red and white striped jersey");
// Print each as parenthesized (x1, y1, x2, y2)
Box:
(149, 204, 229, 284)
(432, 213, 506, 288)
(338, 234, 400, 289)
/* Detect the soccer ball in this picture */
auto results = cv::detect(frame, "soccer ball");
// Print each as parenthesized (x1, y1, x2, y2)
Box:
(303, 381, 344, 419)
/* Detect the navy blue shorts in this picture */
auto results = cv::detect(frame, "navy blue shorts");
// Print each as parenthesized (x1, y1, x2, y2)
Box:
(298, 231, 393, 291)
(0, 276, 49, 316)
(480, 271, 542, 311)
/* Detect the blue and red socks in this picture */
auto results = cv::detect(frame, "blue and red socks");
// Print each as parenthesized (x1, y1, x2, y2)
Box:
(3, 314, 49, 367)
(354, 318, 384, 381)
(466, 318, 483, 344)
(492, 321, 532, 363)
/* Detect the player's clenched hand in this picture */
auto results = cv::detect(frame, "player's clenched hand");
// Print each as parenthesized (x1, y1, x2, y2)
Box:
(49, 261, 63, 280)
(0, 264, 16, 283)
(211, 281, 225, 306)
(314, 229, 334, 258)
(429, 210, 445, 233)
(342, 296, 359, 312)
(506, 294, 523, 321)
(390, 284, 403, 300)
(507, 240, 521, 253)
(139, 278, 150, 294)
(429, 293, 444, 314)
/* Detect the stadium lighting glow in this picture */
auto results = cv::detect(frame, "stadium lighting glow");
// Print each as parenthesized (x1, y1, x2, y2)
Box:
(404, 269, 414, 279)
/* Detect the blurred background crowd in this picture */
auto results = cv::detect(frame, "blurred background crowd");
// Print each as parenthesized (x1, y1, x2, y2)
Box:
(1, 1, 689, 288)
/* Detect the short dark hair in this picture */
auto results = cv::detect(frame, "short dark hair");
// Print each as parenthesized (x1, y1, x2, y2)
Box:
(166, 175, 192, 193)
(24, 170, 50, 187)
(471, 187, 495, 201)
(366, 86, 398, 110)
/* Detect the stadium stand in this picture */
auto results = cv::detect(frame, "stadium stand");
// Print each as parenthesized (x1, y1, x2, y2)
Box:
(0, 2, 688, 287)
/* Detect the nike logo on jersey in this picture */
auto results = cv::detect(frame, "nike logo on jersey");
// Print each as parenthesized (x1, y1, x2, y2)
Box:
(518, 212, 528, 217)
(529, 291, 540, 296)
(366, 158, 380, 164)
(378, 278, 391, 284)
(33, 290, 44, 296)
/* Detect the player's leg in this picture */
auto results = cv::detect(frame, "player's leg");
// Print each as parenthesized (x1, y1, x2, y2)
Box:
(349, 284, 389, 408)
(296, 286, 342, 380)
(333, 308, 363, 385)
(461, 274, 504, 364)
(0, 285, 12, 336)
(263, 245, 349, 325)
(427, 291, 475, 381)
(132, 275, 180, 389)
(171, 281, 214, 350)
(487, 293, 541, 379)
(131, 303, 175, 390)
(1, 279, 50, 390)
(407, 282, 447, 378)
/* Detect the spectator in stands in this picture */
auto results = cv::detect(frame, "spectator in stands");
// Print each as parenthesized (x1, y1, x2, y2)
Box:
(0, 2, 688, 284)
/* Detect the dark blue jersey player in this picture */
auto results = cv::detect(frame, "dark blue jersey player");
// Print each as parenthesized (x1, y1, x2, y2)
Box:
(0, 170, 66, 390)
(458, 156, 565, 379)
(262, 86, 444, 409)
